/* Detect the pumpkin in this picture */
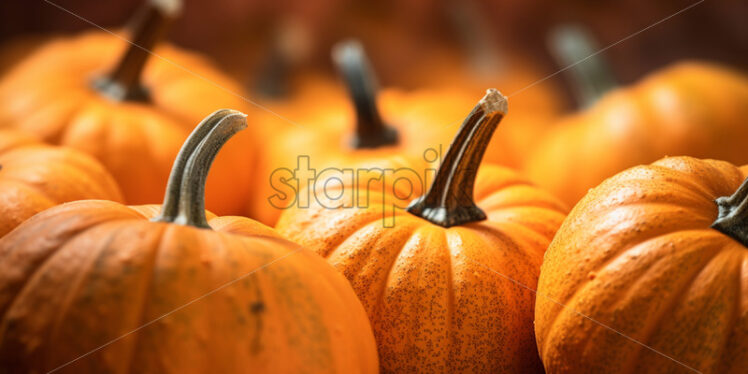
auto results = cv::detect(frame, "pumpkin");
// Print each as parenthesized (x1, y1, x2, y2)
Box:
(525, 61, 748, 207)
(0, 109, 378, 373)
(0, 128, 122, 237)
(0, 0, 255, 215)
(276, 89, 568, 372)
(251, 40, 555, 225)
(535, 156, 748, 373)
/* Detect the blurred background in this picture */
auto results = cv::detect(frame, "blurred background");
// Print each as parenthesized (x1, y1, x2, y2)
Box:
(1, 0, 745, 109)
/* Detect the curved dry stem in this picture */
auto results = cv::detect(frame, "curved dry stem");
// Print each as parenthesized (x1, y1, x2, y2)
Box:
(407, 88, 507, 227)
(152, 109, 247, 229)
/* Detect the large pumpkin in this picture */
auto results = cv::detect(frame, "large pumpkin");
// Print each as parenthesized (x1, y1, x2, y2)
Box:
(0, 128, 122, 237)
(277, 89, 568, 372)
(0, 0, 254, 214)
(525, 61, 748, 206)
(535, 156, 748, 373)
(0, 109, 378, 373)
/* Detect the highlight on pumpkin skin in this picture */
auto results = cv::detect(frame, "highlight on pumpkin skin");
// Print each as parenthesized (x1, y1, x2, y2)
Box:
(407, 88, 507, 227)
(332, 39, 399, 149)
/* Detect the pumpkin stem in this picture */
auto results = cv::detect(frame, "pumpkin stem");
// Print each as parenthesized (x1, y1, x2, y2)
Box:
(711, 176, 748, 247)
(548, 24, 617, 108)
(407, 89, 507, 227)
(153, 109, 247, 229)
(92, 0, 182, 102)
(332, 40, 399, 149)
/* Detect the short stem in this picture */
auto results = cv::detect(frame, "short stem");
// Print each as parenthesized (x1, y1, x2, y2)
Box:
(332, 40, 398, 149)
(92, 0, 182, 102)
(407, 89, 507, 227)
(152, 109, 247, 229)
(711, 177, 748, 247)
(548, 24, 617, 108)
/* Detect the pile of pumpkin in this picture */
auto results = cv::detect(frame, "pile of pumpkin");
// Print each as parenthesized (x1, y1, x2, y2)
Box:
(0, 1, 746, 373)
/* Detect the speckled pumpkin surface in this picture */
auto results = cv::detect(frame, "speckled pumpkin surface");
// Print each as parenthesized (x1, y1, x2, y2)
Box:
(0, 128, 123, 237)
(277, 164, 567, 372)
(535, 156, 748, 373)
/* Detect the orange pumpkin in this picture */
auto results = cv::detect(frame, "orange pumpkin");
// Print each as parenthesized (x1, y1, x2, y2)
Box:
(277, 89, 568, 372)
(525, 61, 748, 206)
(251, 41, 554, 225)
(0, 128, 122, 237)
(535, 156, 748, 373)
(0, 109, 378, 373)
(0, 0, 254, 214)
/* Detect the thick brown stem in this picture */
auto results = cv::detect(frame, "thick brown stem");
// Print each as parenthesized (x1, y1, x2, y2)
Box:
(548, 24, 617, 108)
(711, 177, 748, 247)
(407, 89, 507, 227)
(152, 109, 247, 229)
(332, 40, 398, 149)
(93, 0, 181, 101)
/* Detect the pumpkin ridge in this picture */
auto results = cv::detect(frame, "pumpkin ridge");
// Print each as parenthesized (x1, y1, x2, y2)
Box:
(42, 222, 126, 371)
(324, 213, 416, 259)
(648, 162, 739, 201)
(0, 205, 137, 323)
(716, 251, 746, 373)
(612, 238, 726, 373)
(120, 223, 167, 374)
(368, 221, 425, 319)
(542, 226, 715, 346)
(479, 220, 555, 259)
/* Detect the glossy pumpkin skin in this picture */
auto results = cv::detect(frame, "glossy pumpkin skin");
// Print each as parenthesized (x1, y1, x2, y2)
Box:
(277, 164, 567, 372)
(525, 61, 748, 206)
(0, 128, 122, 237)
(535, 156, 748, 373)
(0, 31, 255, 214)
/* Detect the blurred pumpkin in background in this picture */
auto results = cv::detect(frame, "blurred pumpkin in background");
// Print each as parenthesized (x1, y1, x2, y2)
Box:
(0, 0, 255, 215)
(277, 90, 568, 373)
(0, 109, 378, 374)
(0, 128, 122, 237)
(524, 28, 748, 206)
(535, 156, 748, 373)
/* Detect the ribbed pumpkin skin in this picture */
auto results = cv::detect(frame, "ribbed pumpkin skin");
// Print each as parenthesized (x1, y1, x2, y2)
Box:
(525, 61, 748, 206)
(0, 31, 254, 214)
(277, 165, 567, 373)
(535, 156, 748, 373)
(0, 200, 378, 373)
(0, 129, 122, 237)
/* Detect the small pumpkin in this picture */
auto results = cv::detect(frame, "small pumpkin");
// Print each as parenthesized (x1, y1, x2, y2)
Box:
(0, 0, 254, 214)
(0, 128, 122, 237)
(277, 89, 568, 372)
(0, 109, 378, 373)
(535, 156, 748, 373)
(525, 56, 748, 206)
